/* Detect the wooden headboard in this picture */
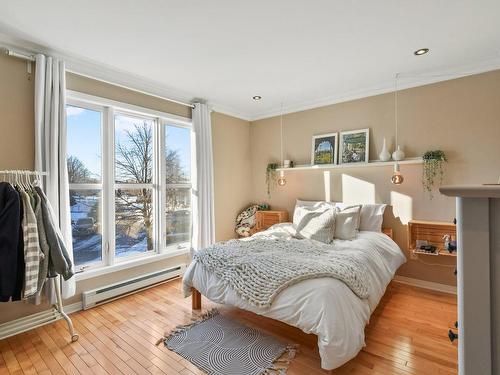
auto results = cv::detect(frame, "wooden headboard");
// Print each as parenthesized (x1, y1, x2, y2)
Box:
(382, 227, 394, 239)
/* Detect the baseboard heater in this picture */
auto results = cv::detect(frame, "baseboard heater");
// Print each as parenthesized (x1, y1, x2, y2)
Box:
(82, 264, 187, 310)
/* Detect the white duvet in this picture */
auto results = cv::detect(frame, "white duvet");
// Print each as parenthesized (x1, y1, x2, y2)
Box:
(182, 224, 406, 370)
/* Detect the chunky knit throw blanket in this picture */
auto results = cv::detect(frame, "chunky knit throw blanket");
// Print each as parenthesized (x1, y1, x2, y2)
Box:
(194, 237, 371, 308)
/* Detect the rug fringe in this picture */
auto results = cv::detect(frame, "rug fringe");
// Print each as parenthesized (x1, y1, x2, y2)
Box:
(155, 308, 219, 346)
(260, 344, 299, 375)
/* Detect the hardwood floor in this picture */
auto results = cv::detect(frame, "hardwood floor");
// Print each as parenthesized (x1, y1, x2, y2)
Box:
(0, 280, 457, 375)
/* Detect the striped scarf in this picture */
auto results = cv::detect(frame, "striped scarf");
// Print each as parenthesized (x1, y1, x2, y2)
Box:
(20, 191, 41, 298)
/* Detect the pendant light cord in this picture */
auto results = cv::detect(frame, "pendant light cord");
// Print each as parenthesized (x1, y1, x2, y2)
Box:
(280, 102, 284, 166)
(395, 73, 399, 148)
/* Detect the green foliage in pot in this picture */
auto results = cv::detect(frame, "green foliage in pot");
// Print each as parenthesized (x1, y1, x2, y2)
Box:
(266, 163, 279, 197)
(422, 150, 447, 198)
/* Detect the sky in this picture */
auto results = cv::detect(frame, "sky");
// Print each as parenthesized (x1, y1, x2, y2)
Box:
(67, 105, 191, 181)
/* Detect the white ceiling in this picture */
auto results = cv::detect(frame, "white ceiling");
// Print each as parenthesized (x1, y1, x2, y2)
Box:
(1, 0, 500, 120)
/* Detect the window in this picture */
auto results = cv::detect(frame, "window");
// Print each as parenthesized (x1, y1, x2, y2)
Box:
(66, 94, 192, 273)
(165, 124, 192, 247)
(114, 114, 155, 258)
(67, 105, 103, 268)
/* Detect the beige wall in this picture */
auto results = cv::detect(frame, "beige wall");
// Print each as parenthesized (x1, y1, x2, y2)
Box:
(211, 112, 253, 241)
(0, 53, 34, 170)
(250, 69, 500, 285)
(0, 57, 251, 323)
(66, 73, 191, 118)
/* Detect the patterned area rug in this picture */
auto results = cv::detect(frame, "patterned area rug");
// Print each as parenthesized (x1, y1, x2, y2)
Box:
(158, 310, 297, 375)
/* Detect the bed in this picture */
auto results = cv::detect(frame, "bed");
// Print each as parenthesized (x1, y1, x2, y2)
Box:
(183, 217, 406, 370)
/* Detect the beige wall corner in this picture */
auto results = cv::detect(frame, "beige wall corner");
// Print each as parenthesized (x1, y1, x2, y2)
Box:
(211, 112, 253, 241)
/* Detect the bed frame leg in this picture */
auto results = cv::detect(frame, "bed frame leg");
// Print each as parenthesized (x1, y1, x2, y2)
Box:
(192, 288, 202, 310)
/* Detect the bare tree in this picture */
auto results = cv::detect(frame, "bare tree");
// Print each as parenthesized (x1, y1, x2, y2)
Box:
(115, 123, 153, 249)
(115, 123, 153, 183)
(67, 155, 93, 183)
(114, 122, 184, 250)
(166, 149, 184, 183)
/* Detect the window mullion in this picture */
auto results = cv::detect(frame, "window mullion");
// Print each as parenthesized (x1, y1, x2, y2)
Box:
(68, 183, 102, 190)
(152, 117, 159, 254)
(159, 121, 166, 253)
(104, 106, 116, 266)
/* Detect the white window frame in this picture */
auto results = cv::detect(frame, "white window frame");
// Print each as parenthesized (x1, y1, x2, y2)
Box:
(67, 90, 192, 274)
(67, 100, 106, 273)
(162, 121, 194, 253)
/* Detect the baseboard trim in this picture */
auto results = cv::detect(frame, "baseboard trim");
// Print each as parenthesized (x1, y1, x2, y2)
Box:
(64, 301, 83, 315)
(394, 275, 457, 295)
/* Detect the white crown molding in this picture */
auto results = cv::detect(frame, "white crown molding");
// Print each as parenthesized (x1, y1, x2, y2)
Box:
(2, 25, 499, 123)
(248, 55, 500, 121)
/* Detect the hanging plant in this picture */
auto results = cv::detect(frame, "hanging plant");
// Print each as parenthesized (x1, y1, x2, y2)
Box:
(422, 150, 447, 198)
(266, 163, 279, 197)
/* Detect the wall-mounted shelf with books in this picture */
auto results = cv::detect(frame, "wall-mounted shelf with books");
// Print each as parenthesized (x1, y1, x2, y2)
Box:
(275, 157, 423, 172)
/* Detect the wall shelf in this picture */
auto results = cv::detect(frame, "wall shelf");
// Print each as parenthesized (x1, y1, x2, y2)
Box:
(412, 248, 457, 257)
(407, 219, 457, 260)
(276, 157, 423, 172)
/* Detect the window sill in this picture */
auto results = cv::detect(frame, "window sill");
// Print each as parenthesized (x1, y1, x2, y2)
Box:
(75, 248, 190, 282)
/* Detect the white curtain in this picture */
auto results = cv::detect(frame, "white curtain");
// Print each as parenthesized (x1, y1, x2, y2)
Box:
(34, 54, 75, 299)
(191, 102, 215, 253)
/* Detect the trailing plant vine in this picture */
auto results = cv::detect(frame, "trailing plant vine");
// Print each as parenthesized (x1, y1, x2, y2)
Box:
(422, 150, 447, 198)
(266, 163, 278, 197)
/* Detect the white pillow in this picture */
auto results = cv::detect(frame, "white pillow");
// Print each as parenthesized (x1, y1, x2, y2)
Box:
(294, 199, 334, 223)
(294, 206, 336, 243)
(334, 203, 386, 232)
(359, 204, 387, 232)
(334, 205, 362, 240)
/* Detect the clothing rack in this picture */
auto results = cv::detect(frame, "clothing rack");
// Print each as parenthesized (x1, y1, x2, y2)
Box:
(0, 170, 78, 343)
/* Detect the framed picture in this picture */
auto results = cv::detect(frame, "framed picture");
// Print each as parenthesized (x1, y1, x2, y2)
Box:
(311, 133, 338, 165)
(339, 128, 369, 164)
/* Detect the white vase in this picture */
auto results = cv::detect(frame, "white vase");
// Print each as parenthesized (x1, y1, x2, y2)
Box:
(379, 138, 391, 162)
(392, 145, 405, 161)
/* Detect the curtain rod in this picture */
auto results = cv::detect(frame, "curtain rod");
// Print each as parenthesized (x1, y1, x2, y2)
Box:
(3, 47, 35, 61)
(3, 46, 195, 109)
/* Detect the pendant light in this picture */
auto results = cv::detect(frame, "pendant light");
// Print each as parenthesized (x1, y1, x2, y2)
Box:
(277, 103, 286, 186)
(277, 170, 286, 186)
(391, 73, 404, 185)
(391, 163, 404, 184)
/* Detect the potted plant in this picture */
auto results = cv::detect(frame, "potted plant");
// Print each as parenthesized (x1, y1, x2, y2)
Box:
(266, 163, 278, 197)
(422, 150, 447, 198)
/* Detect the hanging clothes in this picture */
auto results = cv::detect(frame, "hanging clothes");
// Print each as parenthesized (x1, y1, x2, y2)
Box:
(19, 189, 41, 298)
(33, 192, 50, 293)
(13, 188, 25, 301)
(0, 182, 21, 302)
(0, 173, 74, 302)
(35, 187, 74, 281)
(0, 170, 78, 340)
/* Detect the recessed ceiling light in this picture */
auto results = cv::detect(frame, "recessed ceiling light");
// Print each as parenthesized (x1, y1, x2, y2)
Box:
(414, 48, 429, 56)
(252, 95, 262, 100)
